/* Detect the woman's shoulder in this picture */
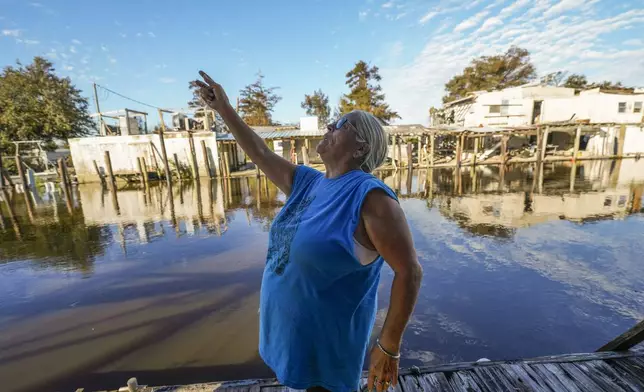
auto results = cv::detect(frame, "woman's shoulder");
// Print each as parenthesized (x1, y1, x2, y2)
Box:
(292, 165, 324, 193)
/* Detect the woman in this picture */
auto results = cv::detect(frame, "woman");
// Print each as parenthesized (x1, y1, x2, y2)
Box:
(195, 71, 422, 392)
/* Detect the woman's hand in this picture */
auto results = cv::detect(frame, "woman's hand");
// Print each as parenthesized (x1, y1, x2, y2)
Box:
(367, 343, 399, 392)
(194, 70, 231, 113)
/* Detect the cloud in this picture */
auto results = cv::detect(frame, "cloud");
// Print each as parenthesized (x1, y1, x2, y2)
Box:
(119, 33, 127, 38)
(454, 10, 489, 32)
(380, 2, 644, 123)
(477, 16, 503, 32)
(382, 1, 394, 8)
(359, 10, 369, 21)
(108, 57, 117, 64)
(155, 63, 168, 69)
(81, 57, 89, 64)
(63, 65, 74, 71)
(69, 45, 77, 53)
(2, 29, 21, 37)
(16, 38, 39, 45)
(148, 31, 156, 38)
(71, 39, 82, 45)
(419, 11, 438, 24)
(395, 12, 407, 20)
(390, 41, 404, 58)
(29, 2, 43, 7)
(499, 0, 531, 18)
(101, 45, 109, 52)
(159, 77, 176, 84)
(543, 0, 590, 18)
(136, 32, 142, 37)
(624, 38, 642, 46)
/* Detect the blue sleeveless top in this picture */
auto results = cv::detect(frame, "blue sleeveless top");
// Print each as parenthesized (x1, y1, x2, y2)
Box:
(259, 166, 397, 392)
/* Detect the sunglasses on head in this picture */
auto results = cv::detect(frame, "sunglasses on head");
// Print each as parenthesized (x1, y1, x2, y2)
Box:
(328, 117, 355, 132)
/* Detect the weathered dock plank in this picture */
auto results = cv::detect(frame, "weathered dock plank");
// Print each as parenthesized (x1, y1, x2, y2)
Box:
(99, 350, 644, 392)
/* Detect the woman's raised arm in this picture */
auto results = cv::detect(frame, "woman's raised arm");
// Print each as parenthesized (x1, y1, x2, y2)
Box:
(195, 71, 297, 195)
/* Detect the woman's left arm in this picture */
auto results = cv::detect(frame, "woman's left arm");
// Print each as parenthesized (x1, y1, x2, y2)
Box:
(362, 190, 423, 392)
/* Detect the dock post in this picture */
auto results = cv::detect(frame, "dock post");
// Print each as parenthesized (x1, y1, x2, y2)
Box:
(223, 151, 231, 178)
(0, 152, 4, 189)
(617, 124, 626, 158)
(430, 133, 435, 167)
(58, 158, 69, 188)
(93, 160, 106, 187)
(137, 157, 147, 186)
(455, 135, 462, 167)
(201, 140, 212, 178)
(256, 165, 261, 178)
(173, 153, 182, 180)
(406, 143, 413, 168)
(156, 109, 173, 188)
(104, 151, 116, 190)
(397, 138, 402, 168)
(569, 161, 577, 192)
(472, 136, 478, 166)
(15, 155, 29, 190)
(302, 145, 309, 166)
(572, 125, 581, 162)
(500, 135, 508, 165)
(188, 132, 199, 178)
(535, 128, 543, 164)
(541, 126, 549, 162)
(417, 138, 422, 166)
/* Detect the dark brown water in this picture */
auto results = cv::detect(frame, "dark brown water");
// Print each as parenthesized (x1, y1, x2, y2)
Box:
(1, 160, 643, 392)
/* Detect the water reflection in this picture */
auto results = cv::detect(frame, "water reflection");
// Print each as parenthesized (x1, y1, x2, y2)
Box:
(0, 160, 642, 392)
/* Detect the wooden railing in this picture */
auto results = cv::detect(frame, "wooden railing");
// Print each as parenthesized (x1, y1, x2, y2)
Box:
(598, 319, 644, 352)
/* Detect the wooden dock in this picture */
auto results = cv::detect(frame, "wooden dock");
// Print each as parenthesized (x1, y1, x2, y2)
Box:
(99, 349, 644, 392)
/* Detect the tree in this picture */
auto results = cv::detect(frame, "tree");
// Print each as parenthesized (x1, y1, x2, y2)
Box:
(339, 61, 400, 122)
(301, 89, 331, 125)
(563, 74, 589, 89)
(0, 57, 94, 151)
(562, 74, 633, 92)
(238, 72, 281, 126)
(540, 71, 567, 86)
(188, 81, 227, 132)
(443, 46, 537, 103)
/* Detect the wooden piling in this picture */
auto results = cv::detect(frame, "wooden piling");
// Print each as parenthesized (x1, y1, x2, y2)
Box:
(500, 135, 508, 165)
(572, 125, 581, 162)
(302, 145, 309, 166)
(58, 158, 70, 188)
(0, 152, 4, 189)
(416, 138, 422, 166)
(455, 135, 462, 168)
(15, 156, 29, 190)
(104, 151, 115, 189)
(617, 124, 626, 158)
(93, 160, 106, 187)
(1, 168, 14, 188)
(430, 133, 435, 167)
(150, 142, 161, 174)
(569, 161, 577, 192)
(201, 140, 212, 178)
(541, 126, 549, 162)
(1, 188, 21, 240)
(157, 109, 173, 188)
(137, 157, 146, 186)
(188, 132, 199, 178)
(397, 138, 402, 168)
(406, 143, 413, 168)
(173, 153, 182, 180)
(472, 137, 479, 166)
(223, 151, 231, 178)
(535, 128, 543, 166)
(256, 165, 261, 178)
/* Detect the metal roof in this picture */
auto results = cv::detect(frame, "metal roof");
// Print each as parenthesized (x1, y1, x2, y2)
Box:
(217, 128, 325, 141)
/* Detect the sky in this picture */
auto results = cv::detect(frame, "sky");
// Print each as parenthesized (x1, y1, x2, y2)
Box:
(1, 0, 643, 126)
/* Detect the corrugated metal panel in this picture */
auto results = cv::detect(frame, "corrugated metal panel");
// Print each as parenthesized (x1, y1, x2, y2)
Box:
(217, 129, 325, 141)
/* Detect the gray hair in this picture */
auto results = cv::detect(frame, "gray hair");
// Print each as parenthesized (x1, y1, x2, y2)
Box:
(352, 110, 388, 172)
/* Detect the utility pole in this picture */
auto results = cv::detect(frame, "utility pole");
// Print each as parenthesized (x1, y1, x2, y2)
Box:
(93, 83, 104, 136)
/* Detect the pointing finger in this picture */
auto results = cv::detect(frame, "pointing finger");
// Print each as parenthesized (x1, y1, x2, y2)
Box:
(199, 70, 217, 87)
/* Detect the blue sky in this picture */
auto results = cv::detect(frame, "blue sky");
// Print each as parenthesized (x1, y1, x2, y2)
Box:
(1, 0, 643, 125)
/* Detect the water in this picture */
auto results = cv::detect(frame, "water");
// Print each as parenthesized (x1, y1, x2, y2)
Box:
(1, 160, 643, 392)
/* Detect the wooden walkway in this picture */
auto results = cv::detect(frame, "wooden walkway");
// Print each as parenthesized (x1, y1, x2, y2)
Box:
(114, 349, 644, 392)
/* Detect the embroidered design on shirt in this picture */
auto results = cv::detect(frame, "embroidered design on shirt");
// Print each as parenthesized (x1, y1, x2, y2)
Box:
(266, 195, 314, 275)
